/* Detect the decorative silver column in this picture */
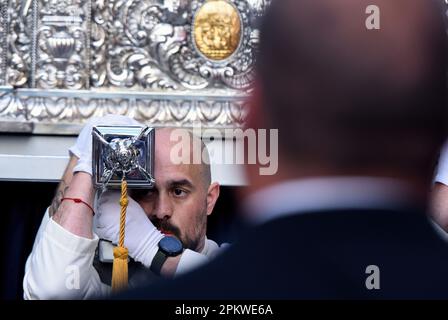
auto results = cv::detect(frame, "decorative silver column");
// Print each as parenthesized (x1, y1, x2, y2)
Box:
(0, 0, 8, 86)
(6, 0, 31, 87)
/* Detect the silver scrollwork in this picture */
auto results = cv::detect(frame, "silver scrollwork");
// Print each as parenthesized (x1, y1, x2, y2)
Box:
(0, 0, 271, 132)
(91, 0, 270, 91)
(35, 0, 91, 89)
(0, 1, 8, 86)
(0, 87, 247, 132)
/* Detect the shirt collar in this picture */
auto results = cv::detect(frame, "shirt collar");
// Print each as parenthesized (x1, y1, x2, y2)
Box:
(243, 177, 422, 225)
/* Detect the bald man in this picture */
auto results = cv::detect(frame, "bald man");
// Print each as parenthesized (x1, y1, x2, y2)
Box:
(23, 116, 223, 299)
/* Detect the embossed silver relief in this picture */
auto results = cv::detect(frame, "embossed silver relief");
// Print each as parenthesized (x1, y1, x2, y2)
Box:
(0, 1, 9, 86)
(246, 0, 271, 17)
(0, 85, 247, 130)
(0, 0, 269, 131)
(91, 0, 269, 91)
(89, 0, 107, 88)
(0, 90, 27, 120)
(7, 0, 37, 87)
(91, 0, 185, 90)
(0, 3, 5, 86)
(16, 93, 247, 126)
(35, 0, 91, 89)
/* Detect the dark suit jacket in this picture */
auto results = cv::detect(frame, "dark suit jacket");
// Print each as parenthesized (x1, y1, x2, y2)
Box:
(117, 208, 448, 299)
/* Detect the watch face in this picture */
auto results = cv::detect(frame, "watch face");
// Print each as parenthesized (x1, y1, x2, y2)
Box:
(159, 236, 183, 256)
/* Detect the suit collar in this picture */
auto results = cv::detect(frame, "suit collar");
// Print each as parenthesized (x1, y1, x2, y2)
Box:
(243, 177, 424, 225)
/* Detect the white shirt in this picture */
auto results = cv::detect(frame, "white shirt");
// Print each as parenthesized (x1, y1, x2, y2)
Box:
(243, 177, 419, 225)
(244, 177, 448, 244)
(434, 140, 448, 185)
(23, 208, 223, 300)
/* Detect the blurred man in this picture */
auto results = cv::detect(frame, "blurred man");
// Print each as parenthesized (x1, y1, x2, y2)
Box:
(23, 116, 222, 299)
(121, 0, 448, 299)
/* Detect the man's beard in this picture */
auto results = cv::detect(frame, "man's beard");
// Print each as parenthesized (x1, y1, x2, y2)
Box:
(152, 218, 182, 239)
(150, 219, 197, 250)
(150, 214, 206, 252)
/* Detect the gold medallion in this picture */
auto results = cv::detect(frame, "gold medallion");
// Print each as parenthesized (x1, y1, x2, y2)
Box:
(193, 0, 242, 61)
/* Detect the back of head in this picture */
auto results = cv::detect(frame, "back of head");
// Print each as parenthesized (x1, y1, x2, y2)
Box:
(256, 0, 448, 179)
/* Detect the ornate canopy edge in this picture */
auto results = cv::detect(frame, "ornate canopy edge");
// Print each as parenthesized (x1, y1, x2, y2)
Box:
(0, 0, 269, 134)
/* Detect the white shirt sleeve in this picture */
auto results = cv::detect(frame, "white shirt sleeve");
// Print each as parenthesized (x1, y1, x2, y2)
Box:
(175, 249, 209, 276)
(23, 208, 110, 300)
(435, 140, 448, 185)
(174, 238, 228, 277)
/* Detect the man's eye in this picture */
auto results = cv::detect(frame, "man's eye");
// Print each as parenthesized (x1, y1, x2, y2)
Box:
(173, 188, 187, 197)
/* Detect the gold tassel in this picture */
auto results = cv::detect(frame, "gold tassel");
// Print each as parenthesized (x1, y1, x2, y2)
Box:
(111, 179, 129, 292)
(112, 246, 128, 292)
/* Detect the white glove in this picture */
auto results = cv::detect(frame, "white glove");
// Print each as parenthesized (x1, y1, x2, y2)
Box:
(70, 114, 141, 175)
(94, 190, 164, 268)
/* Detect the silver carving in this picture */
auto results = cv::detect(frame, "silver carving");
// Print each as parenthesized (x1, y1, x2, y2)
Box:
(0, 87, 247, 132)
(0, 88, 27, 121)
(91, 0, 269, 91)
(35, 0, 91, 89)
(7, 0, 32, 87)
(93, 125, 155, 189)
(0, 0, 270, 132)
(0, 1, 8, 85)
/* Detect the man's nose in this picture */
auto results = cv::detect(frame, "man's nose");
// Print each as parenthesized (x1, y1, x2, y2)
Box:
(152, 193, 173, 220)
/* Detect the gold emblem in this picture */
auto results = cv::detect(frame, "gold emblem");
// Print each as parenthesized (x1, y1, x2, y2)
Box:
(193, 0, 242, 61)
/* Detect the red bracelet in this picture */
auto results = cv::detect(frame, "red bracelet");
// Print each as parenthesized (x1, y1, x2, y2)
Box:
(61, 197, 95, 216)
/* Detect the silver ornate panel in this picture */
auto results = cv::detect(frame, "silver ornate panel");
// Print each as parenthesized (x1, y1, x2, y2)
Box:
(0, 0, 270, 134)
(34, 0, 91, 89)
(7, 0, 32, 87)
(0, 0, 8, 86)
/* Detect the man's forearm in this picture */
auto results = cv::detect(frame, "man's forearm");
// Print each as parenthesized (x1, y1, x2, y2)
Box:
(52, 172, 95, 239)
(49, 155, 78, 217)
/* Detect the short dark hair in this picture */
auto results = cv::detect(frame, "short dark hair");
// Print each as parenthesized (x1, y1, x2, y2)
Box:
(257, 0, 448, 177)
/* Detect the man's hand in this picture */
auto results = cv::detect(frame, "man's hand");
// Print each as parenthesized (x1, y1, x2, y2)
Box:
(52, 115, 141, 239)
(70, 114, 141, 175)
(94, 191, 164, 268)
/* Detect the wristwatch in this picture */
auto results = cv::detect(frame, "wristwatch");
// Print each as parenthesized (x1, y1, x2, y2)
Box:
(150, 236, 183, 275)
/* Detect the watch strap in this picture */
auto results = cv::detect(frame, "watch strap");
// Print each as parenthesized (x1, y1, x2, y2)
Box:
(150, 249, 167, 275)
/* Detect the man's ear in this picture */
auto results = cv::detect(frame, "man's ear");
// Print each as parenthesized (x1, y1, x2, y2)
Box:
(206, 182, 220, 216)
